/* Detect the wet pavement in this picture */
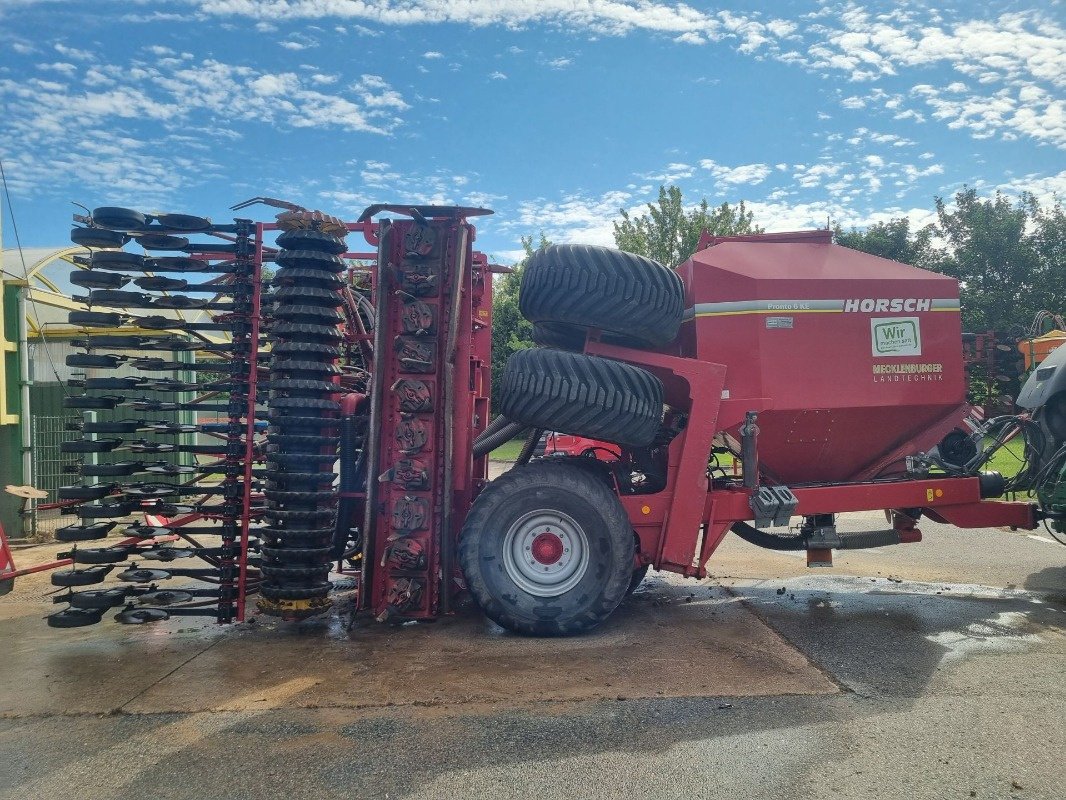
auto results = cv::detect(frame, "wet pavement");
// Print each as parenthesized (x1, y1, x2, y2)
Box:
(1, 512, 1063, 799)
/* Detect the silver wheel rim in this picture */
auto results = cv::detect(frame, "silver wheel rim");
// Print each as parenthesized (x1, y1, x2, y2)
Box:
(502, 509, 590, 597)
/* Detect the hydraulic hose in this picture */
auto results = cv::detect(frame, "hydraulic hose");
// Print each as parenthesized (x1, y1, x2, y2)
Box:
(474, 414, 513, 447)
(730, 521, 806, 550)
(515, 428, 544, 466)
(730, 521, 902, 550)
(472, 420, 530, 458)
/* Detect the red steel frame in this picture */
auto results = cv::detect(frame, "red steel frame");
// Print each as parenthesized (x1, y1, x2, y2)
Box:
(586, 338, 1038, 579)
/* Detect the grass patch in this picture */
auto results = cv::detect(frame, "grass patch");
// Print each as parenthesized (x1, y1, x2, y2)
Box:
(488, 438, 526, 461)
(981, 435, 1027, 477)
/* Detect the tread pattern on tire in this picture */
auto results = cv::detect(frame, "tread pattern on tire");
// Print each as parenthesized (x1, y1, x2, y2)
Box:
(458, 462, 634, 636)
(500, 348, 663, 448)
(519, 244, 684, 348)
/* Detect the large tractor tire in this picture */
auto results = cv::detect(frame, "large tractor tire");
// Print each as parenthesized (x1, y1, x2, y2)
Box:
(519, 244, 684, 349)
(458, 462, 635, 636)
(500, 348, 663, 448)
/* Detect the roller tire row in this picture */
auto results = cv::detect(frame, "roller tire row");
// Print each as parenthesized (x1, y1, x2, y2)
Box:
(260, 227, 348, 605)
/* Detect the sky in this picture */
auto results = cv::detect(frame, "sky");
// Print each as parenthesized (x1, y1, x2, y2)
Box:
(0, 0, 1063, 264)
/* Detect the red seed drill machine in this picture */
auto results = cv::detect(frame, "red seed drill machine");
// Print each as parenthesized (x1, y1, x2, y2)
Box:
(7, 203, 1063, 635)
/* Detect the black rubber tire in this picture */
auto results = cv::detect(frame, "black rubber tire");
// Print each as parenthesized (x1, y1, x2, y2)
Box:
(47, 608, 104, 627)
(69, 270, 128, 290)
(269, 361, 341, 377)
(68, 547, 131, 565)
(273, 305, 346, 325)
(268, 396, 341, 412)
(271, 322, 344, 343)
(270, 341, 342, 359)
(263, 508, 336, 523)
(90, 250, 145, 270)
(276, 229, 347, 255)
(531, 323, 584, 351)
(61, 438, 122, 454)
(66, 353, 122, 369)
(134, 233, 190, 251)
(135, 276, 189, 292)
(79, 462, 138, 477)
(500, 348, 663, 448)
(259, 564, 330, 581)
(519, 244, 684, 348)
(626, 564, 650, 596)
(71, 227, 129, 249)
(68, 311, 124, 327)
(275, 250, 346, 272)
(273, 268, 346, 290)
(91, 207, 146, 231)
(155, 212, 210, 231)
(55, 523, 116, 542)
(57, 484, 115, 501)
(273, 286, 345, 307)
(261, 545, 334, 563)
(68, 588, 129, 609)
(144, 256, 219, 273)
(51, 566, 113, 587)
(259, 583, 332, 601)
(63, 395, 123, 410)
(459, 462, 634, 636)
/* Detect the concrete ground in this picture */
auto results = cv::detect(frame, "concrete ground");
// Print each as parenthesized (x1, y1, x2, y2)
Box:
(1, 499, 1063, 799)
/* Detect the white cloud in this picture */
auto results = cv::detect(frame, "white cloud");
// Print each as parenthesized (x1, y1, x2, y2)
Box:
(698, 159, 772, 186)
(39, 62, 77, 75)
(195, 0, 729, 41)
(489, 71, 507, 80)
(640, 163, 694, 183)
(422, 51, 444, 59)
(547, 57, 572, 69)
(53, 42, 93, 61)
(0, 54, 413, 202)
(791, 162, 843, 189)
(509, 190, 633, 246)
(674, 32, 704, 45)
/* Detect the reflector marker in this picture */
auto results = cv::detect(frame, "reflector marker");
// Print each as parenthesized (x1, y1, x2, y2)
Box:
(682, 298, 960, 320)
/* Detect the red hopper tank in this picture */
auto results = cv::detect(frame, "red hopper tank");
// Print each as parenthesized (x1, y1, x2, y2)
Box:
(675, 231, 968, 484)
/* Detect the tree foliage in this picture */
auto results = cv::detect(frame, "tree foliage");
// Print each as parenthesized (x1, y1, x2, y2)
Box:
(613, 185, 762, 266)
(489, 234, 548, 411)
(833, 218, 935, 268)
(837, 188, 1065, 331)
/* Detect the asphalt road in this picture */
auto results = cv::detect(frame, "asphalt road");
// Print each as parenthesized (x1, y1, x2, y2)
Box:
(1, 508, 1063, 800)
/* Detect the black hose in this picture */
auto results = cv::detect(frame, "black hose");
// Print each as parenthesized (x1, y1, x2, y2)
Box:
(730, 521, 806, 550)
(631, 447, 667, 493)
(474, 414, 513, 447)
(835, 529, 901, 549)
(730, 521, 901, 550)
(516, 428, 543, 466)
(472, 420, 530, 458)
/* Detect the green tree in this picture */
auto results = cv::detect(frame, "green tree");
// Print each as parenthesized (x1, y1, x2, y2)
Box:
(931, 188, 1064, 331)
(490, 234, 549, 412)
(612, 185, 762, 266)
(834, 217, 935, 268)
(834, 191, 1065, 332)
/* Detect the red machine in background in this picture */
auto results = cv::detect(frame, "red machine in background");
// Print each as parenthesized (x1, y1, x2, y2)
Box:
(9, 202, 1065, 636)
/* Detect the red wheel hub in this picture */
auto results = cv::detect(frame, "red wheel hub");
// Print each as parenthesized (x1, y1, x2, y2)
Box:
(530, 531, 564, 565)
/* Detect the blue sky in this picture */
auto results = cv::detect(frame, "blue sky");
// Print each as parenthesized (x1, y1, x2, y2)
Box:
(0, 0, 1062, 263)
